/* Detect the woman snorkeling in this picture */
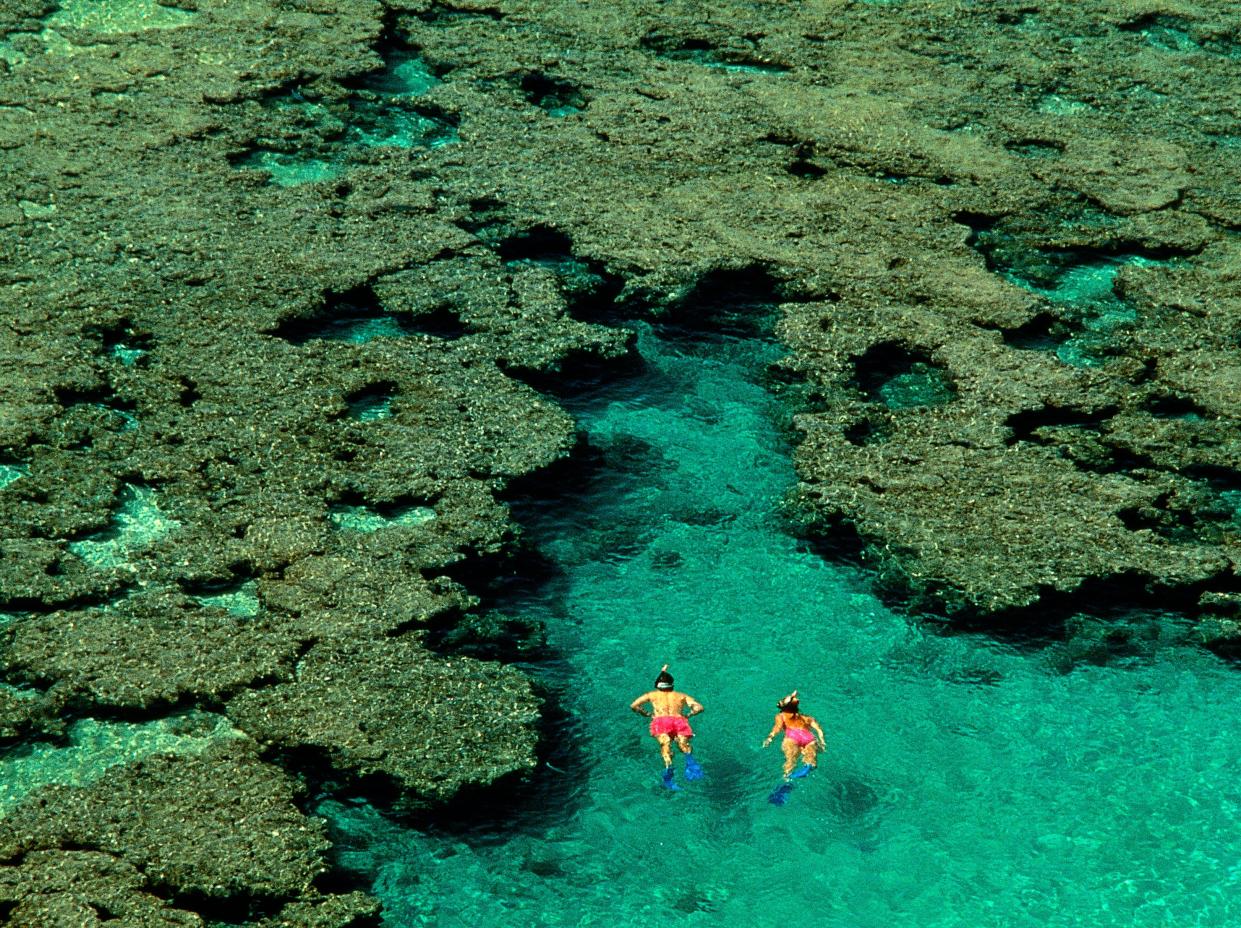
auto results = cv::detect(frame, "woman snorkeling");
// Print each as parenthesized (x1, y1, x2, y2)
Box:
(762, 690, 826, 779)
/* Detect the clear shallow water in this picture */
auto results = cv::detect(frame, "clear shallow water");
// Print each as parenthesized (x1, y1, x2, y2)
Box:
(324, 322, 1241, 927)
(0, 0, 196, 66)
(236, 49, 456, 187)
(67, 483, 178, 569)
(0, 712, 242, 815)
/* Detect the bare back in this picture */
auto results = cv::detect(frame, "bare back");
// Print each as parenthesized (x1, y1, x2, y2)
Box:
(632, 689, 702, 718)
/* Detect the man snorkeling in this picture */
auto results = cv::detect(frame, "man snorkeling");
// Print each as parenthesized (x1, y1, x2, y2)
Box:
(762, 690, 827, 779)
(630, 664, 705, 787)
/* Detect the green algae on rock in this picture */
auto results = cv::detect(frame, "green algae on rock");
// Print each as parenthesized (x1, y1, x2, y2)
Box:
(227, 636, 542, 810)
(0, 848, 381, 927)
(251, 891, 382, 928)
(3, 590, 300, 710)
(0, 741, 329, 901)
(0, 850, 205, 928)
(1, 0, 1240, 920)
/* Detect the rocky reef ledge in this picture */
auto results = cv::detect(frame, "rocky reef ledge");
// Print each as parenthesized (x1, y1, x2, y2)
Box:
(1, 0, 1239, 920)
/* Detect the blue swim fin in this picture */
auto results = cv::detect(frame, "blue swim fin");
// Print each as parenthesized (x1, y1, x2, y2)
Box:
(662, 768, 681, 790)
(768, 782, 794, 805)
(789, 763, 814, 780)
(683, 754, 705, 781)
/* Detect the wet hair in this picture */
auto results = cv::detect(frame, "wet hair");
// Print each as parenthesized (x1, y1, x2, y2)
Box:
(655, 669, 674, 690)
(778, 698, 800, 713)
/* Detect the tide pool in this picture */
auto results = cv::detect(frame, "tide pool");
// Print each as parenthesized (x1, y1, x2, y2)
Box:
(327, 318, 1240, 927)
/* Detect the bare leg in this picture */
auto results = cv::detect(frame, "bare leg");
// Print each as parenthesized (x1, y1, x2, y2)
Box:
(800, 742, 818, 769)
(781, 738, 799, 777)
(675, 735, 693, 755)
(656, 734, 673, 767)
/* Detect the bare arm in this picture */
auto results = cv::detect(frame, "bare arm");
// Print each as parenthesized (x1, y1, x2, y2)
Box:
(762, 714, 785, 747)
(684, 695, 704, 717)
(809, 716, 827, 746)
(630, 692, 653, 716)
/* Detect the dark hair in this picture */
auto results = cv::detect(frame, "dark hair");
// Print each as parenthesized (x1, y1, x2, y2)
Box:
(655, 668, 674, 690)
(779, 699, 799, 713)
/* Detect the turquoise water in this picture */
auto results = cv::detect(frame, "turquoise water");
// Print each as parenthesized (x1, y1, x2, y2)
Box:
(0, 0, 196, 66)
(1033, 256, 1168, 367)
(109, 342, 145, 366)
(329, 503, 436, 533)
(348, 389, 395, 421)
(975, 239, 1175, 367)
(67, 483, 178, 569)
(0, 463, 26, 490)
(0, 713, 241, 815)
(237, 49, 455, 186)
(876, 364, 955, 408)
(323, 320, 1241, 926)
(190, 580, 259, 617)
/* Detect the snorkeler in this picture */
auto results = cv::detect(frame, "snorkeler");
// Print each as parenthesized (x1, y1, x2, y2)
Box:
(630, 664, 705, 787)
(762, 690, 827, 779)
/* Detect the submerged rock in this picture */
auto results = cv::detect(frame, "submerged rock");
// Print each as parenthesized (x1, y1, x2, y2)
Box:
(0, 682, 64, 743)
(228, 636, 542, 810)
(0, 741, 329, 902)
(0, 850, 204, 927)
(3, 589, 300, 710)
(0, 849, 379, 928)
(252, 892, 382, 928)
(1, 0, 1240, 916)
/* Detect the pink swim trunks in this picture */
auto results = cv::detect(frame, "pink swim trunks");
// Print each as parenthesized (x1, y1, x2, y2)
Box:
(784, 727, 815, 747)
(650, 716, 693, 738)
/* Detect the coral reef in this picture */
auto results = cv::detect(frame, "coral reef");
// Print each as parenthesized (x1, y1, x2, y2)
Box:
(0, 0, 1238, 918)
(0, 742, 327, 901)
(228, 636, 541, 809)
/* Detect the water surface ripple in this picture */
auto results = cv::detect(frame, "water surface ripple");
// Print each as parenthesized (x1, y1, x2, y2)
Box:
(327, 321, 1241, 927)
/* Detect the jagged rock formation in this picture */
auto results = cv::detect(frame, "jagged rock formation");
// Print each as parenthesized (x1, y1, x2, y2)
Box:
(1, 0, 1238, 919)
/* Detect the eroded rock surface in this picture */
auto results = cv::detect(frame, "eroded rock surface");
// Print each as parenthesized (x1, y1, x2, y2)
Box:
(0, 850, 204, 928)
(1, 0, 1239, 919)
(0, 742, 327, 901)
(229, 636, 542, 808)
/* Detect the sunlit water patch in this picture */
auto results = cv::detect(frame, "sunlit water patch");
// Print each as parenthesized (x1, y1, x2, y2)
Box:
(46, 0, 196, 32)
(0, 0, 195, 64)
(273, 282, 466, 346)
(1037, 93, 1093, 116)
(237, 150, 341, 188)
(1122, 16, 1240, 58)
(328, 503, 435, 533)
(854, 344, 957, 410)
(109, 342, 145, 366)
(0, 463, 27, 490)
(67, 483, 178, 569)
(322, 320, 1241, 927)
(1029, 255, 1169, 367)
(347, 389, 395, 422)
(1138, 20, 1200, 53)
(0, 712, 241, 815)
(190, 579, 259, 617)
(875, 363, 955, 408)
(90, 401, 138, 432)
(1223, 491, 1241, 529)
(363, 48, 440, 96)
(970, 231, 1176, 367)
(314, 315, 407, 344)
(236, 49, 456, 186)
